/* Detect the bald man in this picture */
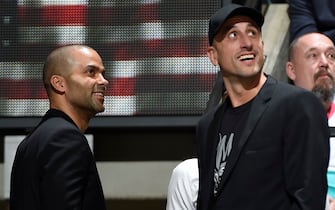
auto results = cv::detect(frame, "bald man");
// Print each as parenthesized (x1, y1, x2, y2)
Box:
(286, 32, 335, 210)
(10, 45, 109, 210)
(286, 32, 335, 116)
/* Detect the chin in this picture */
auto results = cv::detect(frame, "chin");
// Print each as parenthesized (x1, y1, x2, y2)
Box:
(96, 107, 105, 113)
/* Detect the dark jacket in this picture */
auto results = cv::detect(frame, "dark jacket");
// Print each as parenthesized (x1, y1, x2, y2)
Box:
(10, 109, 106, 210)
(196, 75, 329, 210)
(289, 0, 335, 44)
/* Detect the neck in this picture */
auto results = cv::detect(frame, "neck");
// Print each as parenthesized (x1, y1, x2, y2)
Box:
(50, 104, 91, 132)
(224, 74, 266, 107)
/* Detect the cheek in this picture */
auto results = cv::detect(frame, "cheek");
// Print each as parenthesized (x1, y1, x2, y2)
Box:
(68, 78, 90, 95)
(294, 71, 315, 89)
(212, 50, 224, 66)
(330, 64, 335, 75)
(297, 69, 312, 80)
(295, 62, 314, 75)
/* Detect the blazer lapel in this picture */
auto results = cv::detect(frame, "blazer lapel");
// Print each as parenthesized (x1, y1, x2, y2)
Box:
(217, 75, 277, 192)
(207, 103, 227, 178)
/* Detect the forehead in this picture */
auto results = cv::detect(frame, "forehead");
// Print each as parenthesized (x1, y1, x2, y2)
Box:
(74, 47, 99, 58)
(69, 48, 104, 70)
(297, 34, 334, 52)
(220, 15, 260, 32)
(72, 48, 102, 62)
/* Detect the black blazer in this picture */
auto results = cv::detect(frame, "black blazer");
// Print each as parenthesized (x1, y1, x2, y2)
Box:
(196, 75, 330, 210)
(10, 109, 106, 210)
(289, 0, 335, 44)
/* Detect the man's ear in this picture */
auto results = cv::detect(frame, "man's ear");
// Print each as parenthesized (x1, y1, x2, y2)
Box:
(207, 46, 218, 66)
(50, 75, 65, 93)
(285, 62, 296, 81)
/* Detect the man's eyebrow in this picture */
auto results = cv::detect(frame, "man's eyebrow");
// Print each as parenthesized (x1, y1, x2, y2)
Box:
(306, 47, 317, 52)
(87, 64, 98, 68)
(87, 64, 104, 70)
(305, 46, 335, 52)
(327, 46, 335, 51)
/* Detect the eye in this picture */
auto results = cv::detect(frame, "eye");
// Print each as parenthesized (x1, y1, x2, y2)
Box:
(247, 27, 260, 37)
(228, 32, 237, 39)
(248, 30, 256, 37)
(86, 68, 96, 76)
(327, 51, 335, 61)
(307, 52, 317, 59)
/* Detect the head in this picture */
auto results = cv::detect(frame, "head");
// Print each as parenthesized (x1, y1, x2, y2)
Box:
(286, 33, 335, 111)
(43, 45, 109, 119)
(207, 4, 265, 79)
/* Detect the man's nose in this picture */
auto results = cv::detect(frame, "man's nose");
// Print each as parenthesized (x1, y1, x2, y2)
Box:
(240, 35, 252, 50)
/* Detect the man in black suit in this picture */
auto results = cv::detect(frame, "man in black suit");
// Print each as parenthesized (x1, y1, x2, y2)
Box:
(10, 45, 109, 210)
(197, 3, 330, 210)
(289, 0, 335, 44)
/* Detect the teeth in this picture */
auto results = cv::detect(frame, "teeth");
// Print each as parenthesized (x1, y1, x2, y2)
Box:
(94, 93, 104, 97)
(239, 54, 254, 60)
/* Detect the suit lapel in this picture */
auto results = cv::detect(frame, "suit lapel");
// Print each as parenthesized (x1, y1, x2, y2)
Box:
(206, 103, 227, 179)
(217, 75, 277, 192)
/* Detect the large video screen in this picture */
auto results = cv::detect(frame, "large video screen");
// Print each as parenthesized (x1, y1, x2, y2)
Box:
(0, 0, 220, 116)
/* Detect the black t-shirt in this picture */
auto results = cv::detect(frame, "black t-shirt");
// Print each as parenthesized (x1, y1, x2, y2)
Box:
(214, 98, 252, 196)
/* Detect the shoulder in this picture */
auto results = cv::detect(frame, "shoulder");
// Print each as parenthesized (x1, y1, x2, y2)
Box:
(35, 117, 82, 138)
(198, 102, 223, 123)
(269, 78, 317, 101)
(269, 81, 327, 119)
(281, 83, 319, 102)
(173, 158, 198, 177)
(40, 117, 77, 130)
(28, 117, 85, 149)
(170, 158, 199, 190)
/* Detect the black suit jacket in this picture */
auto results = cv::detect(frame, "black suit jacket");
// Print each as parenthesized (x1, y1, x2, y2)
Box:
(289, 0, 335, 44)
(196, 75, 330, 210)
(10, 109, 106, 210)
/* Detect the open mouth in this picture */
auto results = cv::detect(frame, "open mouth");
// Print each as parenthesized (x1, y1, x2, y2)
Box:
(238, 54, 255, 61)
(93, 92, 104, 98)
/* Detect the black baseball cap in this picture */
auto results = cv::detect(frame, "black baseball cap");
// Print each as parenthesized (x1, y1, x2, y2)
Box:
(208, 3, 264, 45)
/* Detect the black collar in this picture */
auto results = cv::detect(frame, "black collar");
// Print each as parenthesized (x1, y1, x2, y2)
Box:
(41, 109, 76, 127)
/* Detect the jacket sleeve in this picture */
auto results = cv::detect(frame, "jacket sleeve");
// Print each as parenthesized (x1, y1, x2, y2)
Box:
(284, 91, 330, 209)
(39, 126, 91, 210)
(289, 0, 335, 44)
(288, 0, 317, 43)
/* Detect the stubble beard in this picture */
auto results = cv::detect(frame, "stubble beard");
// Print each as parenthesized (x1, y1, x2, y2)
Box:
(312, 77, 335, 111)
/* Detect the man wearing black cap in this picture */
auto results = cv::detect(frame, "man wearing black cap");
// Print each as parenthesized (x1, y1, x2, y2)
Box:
(196, 3, 330, 210)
